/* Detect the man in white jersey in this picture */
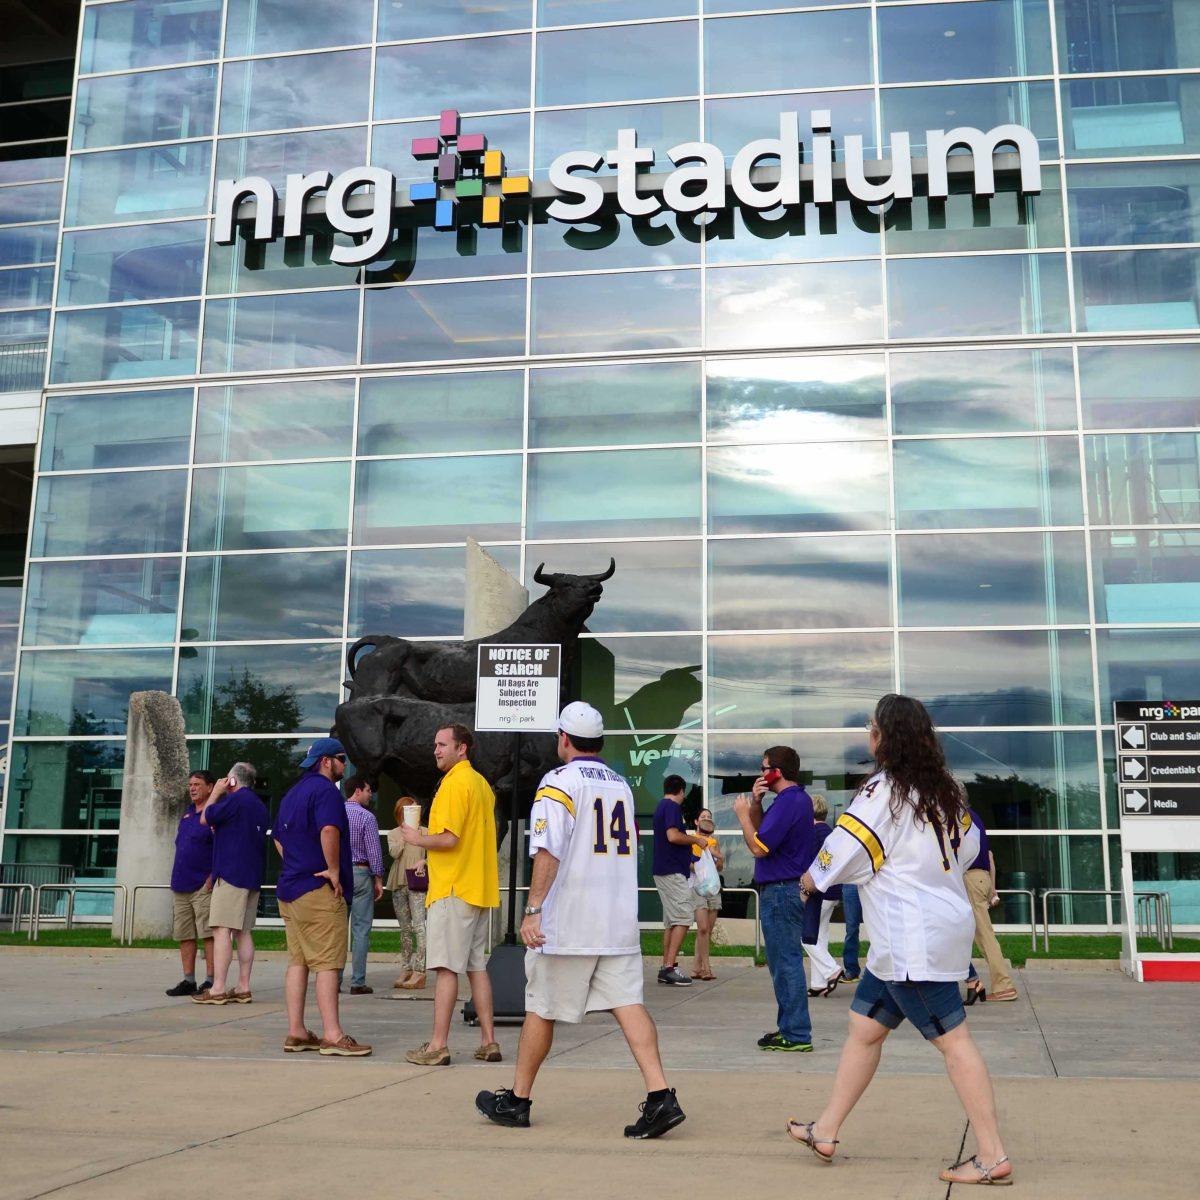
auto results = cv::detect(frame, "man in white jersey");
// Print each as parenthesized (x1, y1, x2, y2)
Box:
(476, 701, 686, 1138)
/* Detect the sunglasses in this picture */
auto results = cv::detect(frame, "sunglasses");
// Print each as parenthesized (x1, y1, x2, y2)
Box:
(333, 754, 347, 763)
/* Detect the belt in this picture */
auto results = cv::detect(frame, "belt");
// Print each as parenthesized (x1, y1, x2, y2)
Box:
(353, 861, 370, 867)
(758, 878, 800, 888)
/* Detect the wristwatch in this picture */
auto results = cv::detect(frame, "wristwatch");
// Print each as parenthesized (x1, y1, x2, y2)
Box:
(523, 905, 543, 916)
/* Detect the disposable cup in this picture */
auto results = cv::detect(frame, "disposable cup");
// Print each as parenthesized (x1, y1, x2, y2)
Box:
(403, 804, 421, 829)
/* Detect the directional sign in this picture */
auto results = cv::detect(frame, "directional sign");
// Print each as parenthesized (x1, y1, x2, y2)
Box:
(1121, 788, 1149, 814)
(1146, 722, 1200, 748)
(1120, 723, 1146, 749)
(1121, 755, 1146, 780)
(1122, 786, 1200, 817)
(1114, 701, 1200, 819)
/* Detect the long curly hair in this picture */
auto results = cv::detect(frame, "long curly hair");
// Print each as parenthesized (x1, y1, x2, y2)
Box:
(872, 693, 964, 830)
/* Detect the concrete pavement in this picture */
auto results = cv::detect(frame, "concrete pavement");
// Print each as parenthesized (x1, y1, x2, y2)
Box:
(0, 946, 1197, 1198)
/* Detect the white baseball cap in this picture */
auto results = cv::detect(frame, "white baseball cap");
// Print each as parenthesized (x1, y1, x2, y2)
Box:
(558, 700, 604, 740)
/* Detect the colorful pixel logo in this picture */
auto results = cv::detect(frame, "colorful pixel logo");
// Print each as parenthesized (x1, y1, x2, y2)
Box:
(1164, 702, 1181, 718)
(408, 109, 530, 230)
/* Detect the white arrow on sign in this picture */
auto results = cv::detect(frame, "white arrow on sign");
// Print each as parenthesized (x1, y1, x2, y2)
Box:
(1122, 758, 1145, 779)
(1122, 725, 1145, 748)
(1124, 790, 1149, 812)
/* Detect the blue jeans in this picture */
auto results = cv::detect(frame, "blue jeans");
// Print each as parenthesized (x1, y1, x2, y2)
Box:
(841, 883, 862, 975)
(759, 881, 812, 1044)
(349, 865, 374, 987)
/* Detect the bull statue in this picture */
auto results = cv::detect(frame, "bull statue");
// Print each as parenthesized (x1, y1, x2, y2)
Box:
(333, 559, 615, 807)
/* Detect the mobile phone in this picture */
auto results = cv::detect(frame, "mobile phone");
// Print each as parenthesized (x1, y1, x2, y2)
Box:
(761, 767, 782, 785)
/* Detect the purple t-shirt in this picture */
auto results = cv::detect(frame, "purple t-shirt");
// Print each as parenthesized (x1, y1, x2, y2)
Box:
(753, 784, 814, 885)
(652, 798, 692, 877)
(204, 789, 269, 891)
(171, 806, 213, 893)
(967, 808, 991, 872)
(274, 771, 352, 904)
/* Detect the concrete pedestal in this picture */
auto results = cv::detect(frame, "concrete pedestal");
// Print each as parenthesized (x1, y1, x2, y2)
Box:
(111, 692, 190, 941)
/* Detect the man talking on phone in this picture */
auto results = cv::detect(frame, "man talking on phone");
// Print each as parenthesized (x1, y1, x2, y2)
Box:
(733, 745, 815, 1052)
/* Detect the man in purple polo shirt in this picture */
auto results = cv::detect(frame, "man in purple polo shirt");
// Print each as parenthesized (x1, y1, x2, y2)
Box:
(193, 761, 269, 1005)
(733, 744, 815, 1052)
(166, 770, 216, 997)
(273, 736, 370, 1057)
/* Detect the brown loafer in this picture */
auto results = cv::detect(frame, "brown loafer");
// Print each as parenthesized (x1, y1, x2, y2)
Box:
(230, 990, 252, 1004)
(283, 1030, 321, 1053)
(190, 988, 230, 1005)
(320, 1034, 372, 1057)
(405, 1042, 450, 1066)
(474, 1042, 502, 1062)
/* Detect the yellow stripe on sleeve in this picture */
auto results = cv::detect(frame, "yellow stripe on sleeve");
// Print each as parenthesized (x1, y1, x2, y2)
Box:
(753, 834, 770, 854)
(836, 813, 885, 873)
(534, 785, 575, 818)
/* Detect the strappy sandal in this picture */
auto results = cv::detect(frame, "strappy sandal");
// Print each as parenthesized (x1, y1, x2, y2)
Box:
(965, 983, 987, 1006)
(938, 1155, 1013, 1186)
(823, 969, 844, 997)
(785, 1119, 838, 1164)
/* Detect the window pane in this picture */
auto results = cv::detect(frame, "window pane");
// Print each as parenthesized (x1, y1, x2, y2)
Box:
(349, 544, 521, 638)
(202, 291, 359, 374)
(354, 455, 522, 544)
(530, 361, 701, 448)
(359, 371, 523, 455)
(707, 90, 876, 164)
(1086, 433, 1200, 526)
(15, 648, 174, 735)
(189, 462, 350, 551)
(363, 279, 527, 364)
(532, 210, 699, 275)
(894, 436, 1083, 529)
(882, 81, 1059, 156)
(0, 266, 53, 312)
(527, 448, 700, 538)
(889, 253, 1070, 339)
(1, 832, 121, 888)
(0, 142, 65, 187)
(891, 347, 1077, 435)
(579, 634, 702, 730)
(899, 531, 1090, 626)
(705, 199, 881, 266)
(207, 224, 362, 295)
(707, 261, 883, 351)
(709, 535, 891, 631)
(64, 142, 211, 228)
(58, 221, 205, 307)
(532, 270, 700, 355)
(705, 10, 872, 94)
(220, 50, 371, 135)
(1097, 628, 1200, 714)
(1063, 74, 1200, 158)
(23, 558, 180, 647)
(1068, 161, 1200, 247)
(381, 0, 532, 39)
(81, 0, 222, 74)
(1074, 248, 1200, 333)
(31, 471, 186, 557)
(40, 388, 192, 471)
(1080, 344, 1200, 429)
(195, 378, 355, 463)
(72, 65, 216, 150)
(523, 540, 702, 633)
(708, 442, 889, 533)
(707, 354, 884, 444)
(182, 551, 345, 642)
(374, 36, 530, 121)
(538, 22, 697, 107)
(878, 0, 1053, 83)
(225, 0, 374, 55)
(0, 181, 61, 225)
(1092, 530, 1200, 625)
(709, 632, 892, 729)
(51, 300, 199, 385)
(541, 0, 689, 23)
(0, 223, 56, 267)
(1057, 0, 1200, 72)
(534, 101, 699, 179)
(216, 126, 368, 196)
(902, 629, 1096, 725)
(188, 737, 311, 823)
(368, 221, 528, 286)
(178, 643, 342, 734)
(4, 742, 128, 831)
(706, 0, 848, 10)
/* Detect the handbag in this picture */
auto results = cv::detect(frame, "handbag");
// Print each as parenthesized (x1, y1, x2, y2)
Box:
(405, 867, 428, 893)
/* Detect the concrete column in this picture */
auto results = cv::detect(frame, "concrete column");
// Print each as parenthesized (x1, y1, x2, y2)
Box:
(112, 692, 190, 941)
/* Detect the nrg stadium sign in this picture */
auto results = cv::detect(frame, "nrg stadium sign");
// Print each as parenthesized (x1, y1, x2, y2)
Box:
(214, 108, 1041, 267)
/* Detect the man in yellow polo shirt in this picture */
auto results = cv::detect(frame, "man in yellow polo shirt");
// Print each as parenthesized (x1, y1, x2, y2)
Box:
(401, 723, 500, 1066)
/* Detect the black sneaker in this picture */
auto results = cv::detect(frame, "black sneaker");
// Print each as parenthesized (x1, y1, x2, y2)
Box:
(165, 979, 198, 997)
(199, 979, 214, 994)
(476, 1088, 531, 1128)
(624, 1089, 686, 1139)
(764, 1036, 814, 1053)
(757, 1030, 782, 1048)
(657, 966, 693, 987)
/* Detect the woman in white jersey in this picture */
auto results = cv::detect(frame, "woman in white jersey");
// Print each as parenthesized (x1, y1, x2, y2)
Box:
(789, 694, 1013, 1187)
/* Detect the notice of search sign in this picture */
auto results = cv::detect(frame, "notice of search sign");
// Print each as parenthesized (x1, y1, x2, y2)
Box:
(476, 643, 561, 732)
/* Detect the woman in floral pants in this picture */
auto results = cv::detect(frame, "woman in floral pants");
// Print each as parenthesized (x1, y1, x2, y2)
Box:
(386, 797, 427, 990)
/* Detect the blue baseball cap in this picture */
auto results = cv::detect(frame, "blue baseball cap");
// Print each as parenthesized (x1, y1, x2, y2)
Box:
(300, 736, 345, 770)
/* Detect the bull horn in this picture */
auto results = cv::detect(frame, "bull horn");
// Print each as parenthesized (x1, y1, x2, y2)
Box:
(533, 562, 551, 585)
(587, 558, 616, 582)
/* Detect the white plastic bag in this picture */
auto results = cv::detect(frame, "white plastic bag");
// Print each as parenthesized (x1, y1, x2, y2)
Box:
(691, 848, 721, 898)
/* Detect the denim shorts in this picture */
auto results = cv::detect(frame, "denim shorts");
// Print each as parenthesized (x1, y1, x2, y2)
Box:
(850, 969, 966, 1042)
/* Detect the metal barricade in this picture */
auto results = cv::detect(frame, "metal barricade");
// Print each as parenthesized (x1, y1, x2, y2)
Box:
(1134, 891, 1173, 950)
(31, 884, 129, 943)
(126, 883, 277, 944)
(0, 882, 35, 939)
(995, 888, 1038, 950)
(1040, 888, 1173, 953)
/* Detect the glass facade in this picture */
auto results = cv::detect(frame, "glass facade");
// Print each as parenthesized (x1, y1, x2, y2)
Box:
(3, 0, 1200, 929)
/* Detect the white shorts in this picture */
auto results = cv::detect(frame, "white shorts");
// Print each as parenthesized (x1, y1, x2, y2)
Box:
(425, 894, 490, 974)
(525, 950, 644, 1024)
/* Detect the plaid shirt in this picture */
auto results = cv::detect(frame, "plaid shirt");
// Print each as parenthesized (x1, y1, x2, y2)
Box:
(345, 801, 383, 877)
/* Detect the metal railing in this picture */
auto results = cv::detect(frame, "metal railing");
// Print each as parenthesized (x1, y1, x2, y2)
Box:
(995, 888, 1039, 950)
(1040, 888, 1174, 953)
(125, 883, 277, 945)
(0, 882, 35, 939)
(0, 339, 46, 392)
(1135, 891, 1173, 951)
(30, 884, 128, 943)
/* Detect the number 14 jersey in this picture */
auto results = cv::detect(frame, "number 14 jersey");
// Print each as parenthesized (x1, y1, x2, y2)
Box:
(528, 755, 640, 956)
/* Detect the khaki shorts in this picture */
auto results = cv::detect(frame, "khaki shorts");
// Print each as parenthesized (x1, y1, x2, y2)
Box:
(280, 885, 348, 972)
(654, 873, 695, 928)
(425, 894, 490, 974)
(525, 951, 644, 1023)
(696, 889, 723, 913)
(172, 887, 211, 941)
(207, 880, 259, 932)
